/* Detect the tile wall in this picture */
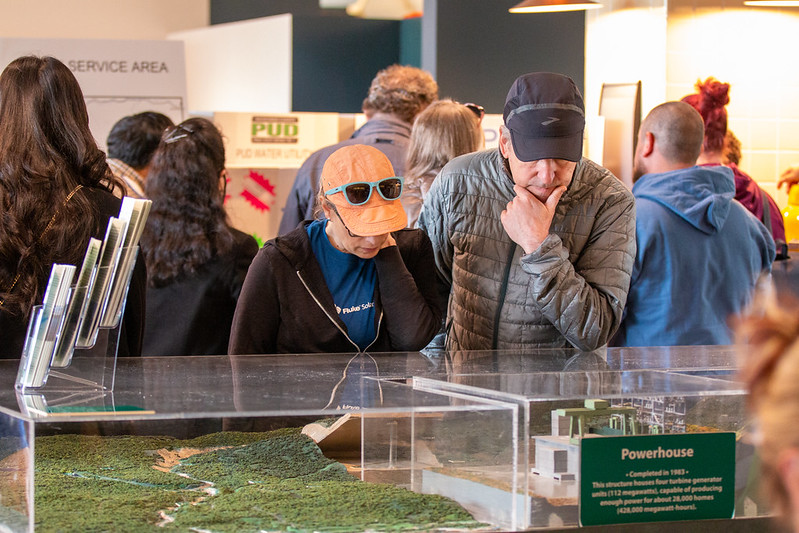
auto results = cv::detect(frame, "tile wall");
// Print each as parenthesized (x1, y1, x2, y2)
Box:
(588, 0, 799, 209)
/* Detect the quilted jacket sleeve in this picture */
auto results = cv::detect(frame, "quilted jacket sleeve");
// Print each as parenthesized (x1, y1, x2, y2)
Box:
(417, 175, 454, 291)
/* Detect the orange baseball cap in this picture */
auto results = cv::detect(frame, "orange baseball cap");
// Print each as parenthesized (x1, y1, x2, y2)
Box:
(321, 145, 407, 236)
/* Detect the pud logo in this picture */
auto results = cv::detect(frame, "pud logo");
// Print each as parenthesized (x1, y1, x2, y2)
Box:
(251, 116, 299, 144)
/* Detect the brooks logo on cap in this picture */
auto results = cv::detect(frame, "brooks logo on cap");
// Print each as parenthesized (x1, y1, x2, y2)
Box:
(541, 117, 560, 126)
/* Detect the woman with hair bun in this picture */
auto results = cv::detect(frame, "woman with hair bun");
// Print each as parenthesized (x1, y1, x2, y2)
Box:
(140, 117, 258, 356)
(0, 55, 145, 358)
(682, 77, 786, 252)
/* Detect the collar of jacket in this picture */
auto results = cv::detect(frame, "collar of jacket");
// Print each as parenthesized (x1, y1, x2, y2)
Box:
(352, 113, 411, 140)
(273, 221, 317, 271)
(276, 221, 386, 351)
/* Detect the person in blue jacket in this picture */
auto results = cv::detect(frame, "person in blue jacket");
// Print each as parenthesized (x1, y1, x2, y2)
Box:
(613, 101, 775, 347)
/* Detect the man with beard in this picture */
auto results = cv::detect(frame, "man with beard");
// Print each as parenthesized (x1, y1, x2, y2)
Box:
(612, 101, 775, 347)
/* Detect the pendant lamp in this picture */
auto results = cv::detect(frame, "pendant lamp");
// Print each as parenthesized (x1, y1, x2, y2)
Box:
(743, 0, 799, 6)
(509, 0, 603, 13)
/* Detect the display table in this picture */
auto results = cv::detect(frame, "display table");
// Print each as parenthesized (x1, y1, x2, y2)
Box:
(0, 348, 782, 532)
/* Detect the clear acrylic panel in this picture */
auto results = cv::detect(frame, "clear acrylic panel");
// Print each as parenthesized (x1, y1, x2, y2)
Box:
(0, 408, 33, 533)
(15, 248, 138, 394)
(360, 378, 522, 530)
(0, 354, 519, 532)
(414, 369, 759, 530)
(99, 246, 138, 329)
(0, 349, 774, 532)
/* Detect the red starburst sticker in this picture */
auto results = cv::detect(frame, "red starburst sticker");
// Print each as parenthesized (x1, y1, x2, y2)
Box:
(241, 170, 276, 212)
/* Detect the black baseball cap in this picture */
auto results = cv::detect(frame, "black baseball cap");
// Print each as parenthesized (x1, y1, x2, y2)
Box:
(503, 72, 585, 162)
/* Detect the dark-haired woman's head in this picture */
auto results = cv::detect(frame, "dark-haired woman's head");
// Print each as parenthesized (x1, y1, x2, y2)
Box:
(0, 56, 118, 318)
(147, 117, 226, 201)
(0, 56, 103, 178)
(142, 117, 233, 286)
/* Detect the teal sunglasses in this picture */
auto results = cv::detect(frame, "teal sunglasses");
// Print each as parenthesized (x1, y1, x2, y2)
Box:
(324, 177, 404, 206)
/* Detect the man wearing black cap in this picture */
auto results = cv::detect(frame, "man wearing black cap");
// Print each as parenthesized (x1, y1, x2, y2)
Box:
(418, 72, 636, 351)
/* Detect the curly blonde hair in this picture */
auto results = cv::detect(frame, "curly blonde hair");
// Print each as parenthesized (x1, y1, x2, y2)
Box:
(361, 65, 438, 124)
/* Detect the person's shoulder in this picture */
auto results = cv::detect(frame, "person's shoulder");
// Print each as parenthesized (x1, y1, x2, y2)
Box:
(301, 142, 339, 166)
(84, 185, 123, 213)
(270, 222, 314, 256)
(357, 114, 412, 136)
(575, 158, 624, 187)
(229, 227, 260, 256)
(573, 158, 634, 203)
(302, 117, 408, 160)
(726, 202, 776, 256)
(393, 227, 430, 244)
(392, 228, 432, 256)
(728, 197, 770, 231)
(439, 149, 500, 181)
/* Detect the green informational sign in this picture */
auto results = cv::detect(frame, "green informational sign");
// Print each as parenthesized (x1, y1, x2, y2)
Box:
(580, 432, 735, 526)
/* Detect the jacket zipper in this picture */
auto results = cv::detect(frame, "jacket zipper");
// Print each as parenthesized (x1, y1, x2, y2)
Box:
(492, 245, 517, 349)
(296, 270, 382, 353)
(362, 312, 383, 353)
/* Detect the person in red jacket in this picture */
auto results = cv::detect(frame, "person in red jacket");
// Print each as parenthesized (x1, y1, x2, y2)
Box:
(682, 77, 787, 257)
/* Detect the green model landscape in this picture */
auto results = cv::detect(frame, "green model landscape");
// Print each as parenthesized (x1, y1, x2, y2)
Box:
(31, 428, 484, 532)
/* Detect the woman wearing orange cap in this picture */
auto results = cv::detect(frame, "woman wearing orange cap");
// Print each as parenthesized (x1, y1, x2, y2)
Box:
(228, 144, 443, 355)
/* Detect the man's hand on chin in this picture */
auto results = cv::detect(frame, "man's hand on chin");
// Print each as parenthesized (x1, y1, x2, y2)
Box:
(500, 184, 567, 254)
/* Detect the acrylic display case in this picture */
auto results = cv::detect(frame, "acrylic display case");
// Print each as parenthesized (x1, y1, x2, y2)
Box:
(414, 359, 764, 530)
(0, 352, 520, 532)
(0, 347, 773, 532)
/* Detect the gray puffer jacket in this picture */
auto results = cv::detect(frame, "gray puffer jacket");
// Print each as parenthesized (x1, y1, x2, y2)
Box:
(418, 149, 635, 351)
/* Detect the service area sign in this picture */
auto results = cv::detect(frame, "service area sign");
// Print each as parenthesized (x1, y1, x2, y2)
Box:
(0, 37, 187, 150)
(580, 432, 735, 526)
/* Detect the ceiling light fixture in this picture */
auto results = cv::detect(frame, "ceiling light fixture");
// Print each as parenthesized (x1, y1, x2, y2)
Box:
(345, 0, 423, 19)
(743, 0, 799, 6)
(509, 0, 603, 13)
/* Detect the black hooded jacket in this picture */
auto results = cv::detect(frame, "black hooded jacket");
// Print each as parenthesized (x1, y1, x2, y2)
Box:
(228, 222, 443, 355)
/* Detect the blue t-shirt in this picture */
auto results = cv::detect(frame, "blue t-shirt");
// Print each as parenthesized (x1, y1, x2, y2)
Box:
(307, 220, 377, 350)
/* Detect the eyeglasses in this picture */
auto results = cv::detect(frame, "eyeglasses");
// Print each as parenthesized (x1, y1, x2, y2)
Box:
(462, 102, 485, 120)
(324, 176, 404, 206)
(164, 123, 194, 144)
(329, 203, 362, 238)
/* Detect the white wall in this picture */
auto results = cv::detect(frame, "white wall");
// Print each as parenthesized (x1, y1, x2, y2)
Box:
(0, 0, 209, 40)
(585, 0, 667, 122)
(0, 0, 208, 146)
(168, 15, 293, 114)
(587, 0, 799, 208)
(666, 2, 799, 207)
(585, 0, 667, 187)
